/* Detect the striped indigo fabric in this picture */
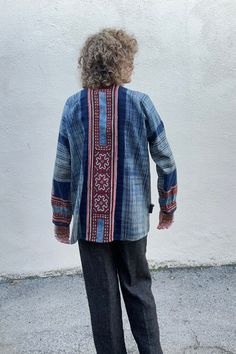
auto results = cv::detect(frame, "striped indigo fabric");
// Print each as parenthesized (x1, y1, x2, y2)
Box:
(50, 84, 177, 244)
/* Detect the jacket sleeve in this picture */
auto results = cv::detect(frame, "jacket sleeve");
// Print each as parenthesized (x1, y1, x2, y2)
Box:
(50, 99, 72, 244)
(141, 94, 178, 215)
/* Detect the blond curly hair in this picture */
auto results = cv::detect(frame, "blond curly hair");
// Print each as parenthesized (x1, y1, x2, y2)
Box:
(77, 27, 138, 89)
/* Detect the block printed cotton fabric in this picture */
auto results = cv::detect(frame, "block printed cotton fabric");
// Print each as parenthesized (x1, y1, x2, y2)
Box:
(50, 84, 178, 244)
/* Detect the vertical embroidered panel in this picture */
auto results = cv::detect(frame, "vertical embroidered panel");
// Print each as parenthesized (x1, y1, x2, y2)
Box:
(86, 85, 119, 242)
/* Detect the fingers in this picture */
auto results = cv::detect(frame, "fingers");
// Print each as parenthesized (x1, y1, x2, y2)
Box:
(157, 211, 175, 229)
(157, 219, 174, 229)
(157, 211, 175, 230)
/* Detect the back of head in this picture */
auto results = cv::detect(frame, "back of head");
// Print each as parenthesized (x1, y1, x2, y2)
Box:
(77, 27, 138, 89)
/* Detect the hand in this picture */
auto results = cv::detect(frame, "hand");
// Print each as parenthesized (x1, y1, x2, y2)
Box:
(54, 225, 70, 244)
(157, 211, 174, 230)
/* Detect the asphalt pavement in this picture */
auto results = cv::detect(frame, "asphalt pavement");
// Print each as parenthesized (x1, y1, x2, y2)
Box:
(0, 265, 235, 354)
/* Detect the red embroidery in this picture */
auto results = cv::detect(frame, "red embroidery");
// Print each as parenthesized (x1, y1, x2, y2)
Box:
(86, 85, 119, 242)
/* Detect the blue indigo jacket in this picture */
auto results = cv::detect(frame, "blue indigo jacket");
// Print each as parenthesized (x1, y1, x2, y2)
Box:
(51, 84, 177, 244)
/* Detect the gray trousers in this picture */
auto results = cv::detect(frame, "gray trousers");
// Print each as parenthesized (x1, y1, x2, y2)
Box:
(78, 235, 163, 354)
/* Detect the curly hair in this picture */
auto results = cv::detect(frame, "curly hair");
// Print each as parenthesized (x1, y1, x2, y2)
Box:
(77, 27, 138, 89)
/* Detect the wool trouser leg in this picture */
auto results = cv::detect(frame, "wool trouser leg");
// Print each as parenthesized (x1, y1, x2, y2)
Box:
(113, 236, 164, 354)
(78, 239, 127, 354)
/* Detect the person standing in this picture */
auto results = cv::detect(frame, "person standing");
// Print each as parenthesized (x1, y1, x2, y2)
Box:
(51, 27, 177, 354)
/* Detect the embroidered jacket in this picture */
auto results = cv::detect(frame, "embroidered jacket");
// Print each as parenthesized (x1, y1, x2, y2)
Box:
(50, 84, 177, 244)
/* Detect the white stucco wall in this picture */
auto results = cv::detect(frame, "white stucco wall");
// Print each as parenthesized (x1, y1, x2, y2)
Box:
(1, 0, 236, 278)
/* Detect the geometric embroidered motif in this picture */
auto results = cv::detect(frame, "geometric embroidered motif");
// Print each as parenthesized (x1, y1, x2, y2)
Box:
(86, 84, 119, 242)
